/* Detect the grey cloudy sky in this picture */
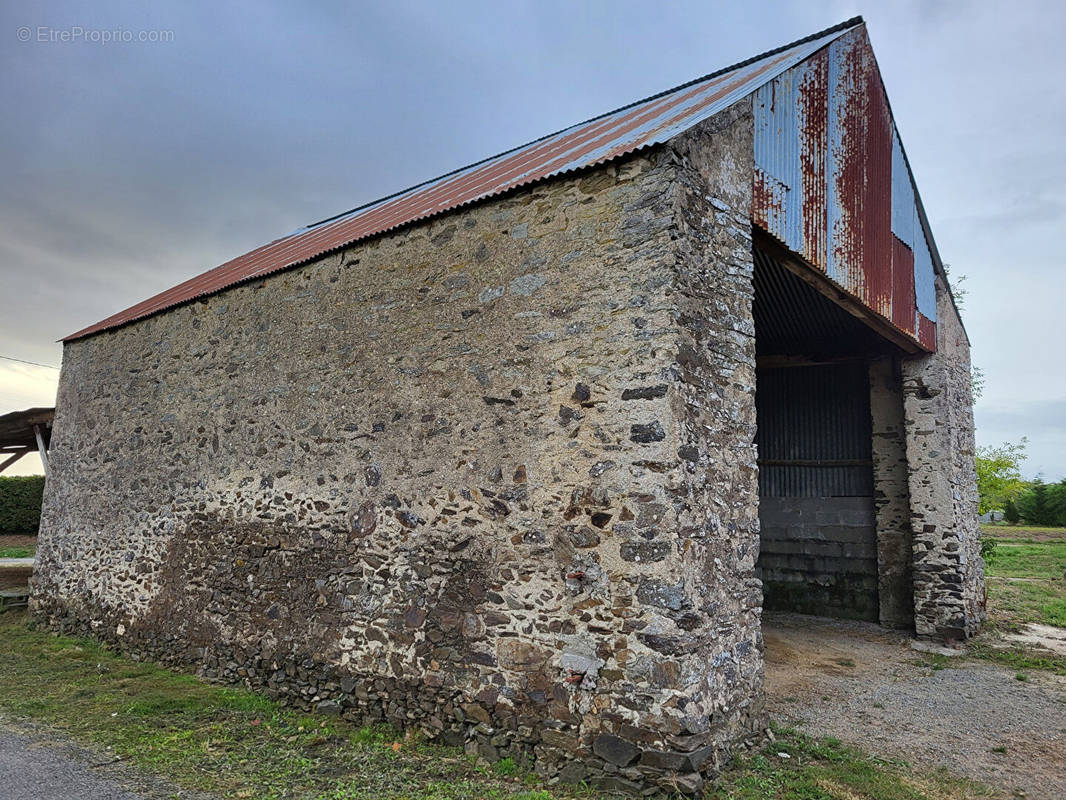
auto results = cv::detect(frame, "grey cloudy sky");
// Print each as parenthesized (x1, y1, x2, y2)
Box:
(1, 0, 1063, 479)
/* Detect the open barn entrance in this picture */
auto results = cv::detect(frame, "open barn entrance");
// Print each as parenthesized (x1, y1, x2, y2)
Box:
(752, 237, 915, 627)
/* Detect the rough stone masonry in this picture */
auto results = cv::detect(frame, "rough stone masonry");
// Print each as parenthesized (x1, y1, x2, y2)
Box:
(33, 105, 763, 794)
(30, 94, 981, 793)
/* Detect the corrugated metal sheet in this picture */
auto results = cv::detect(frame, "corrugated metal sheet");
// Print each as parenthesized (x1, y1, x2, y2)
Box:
(66, 19, 863, 342)
(752, 24, 938, 351)
(752, 247, 889, 356)
(756, 363, 873, 497)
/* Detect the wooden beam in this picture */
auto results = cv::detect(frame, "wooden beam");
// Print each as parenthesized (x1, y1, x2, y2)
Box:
(33, 424, 49, 478)
(757, 354, 871, 370)
(754, 230, 923, 355)
(0, 450, 26, 474)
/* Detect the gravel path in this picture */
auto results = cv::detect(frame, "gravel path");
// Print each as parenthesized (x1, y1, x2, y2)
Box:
(0, 718, 213, 800)
(764, 613, 1066, 800)
(0, 729, 143, 800)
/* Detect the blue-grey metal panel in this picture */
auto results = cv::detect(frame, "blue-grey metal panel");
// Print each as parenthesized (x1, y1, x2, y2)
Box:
(753, 23, 939, 348)
(890, 129, 915, 247)
(825, 34, 849, 288)
(913, 230, 937, 320)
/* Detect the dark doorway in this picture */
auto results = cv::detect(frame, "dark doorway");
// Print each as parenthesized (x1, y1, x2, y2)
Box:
(752, 241, 908, 623)
(756, 363, 878, 620)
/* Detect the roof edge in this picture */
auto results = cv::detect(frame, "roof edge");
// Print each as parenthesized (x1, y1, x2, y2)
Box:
(62, 16, 865, 344)
(61, 143, 665, 342)
(295, 16, 865, 236)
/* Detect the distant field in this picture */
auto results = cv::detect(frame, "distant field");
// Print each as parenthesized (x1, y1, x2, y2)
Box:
(981, 523, 1066, 542)
(981, 524, 1066, 629)
(0, 534, 35, 560)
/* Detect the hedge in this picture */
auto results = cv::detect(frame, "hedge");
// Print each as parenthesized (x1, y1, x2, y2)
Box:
(0, 475, 45, 534)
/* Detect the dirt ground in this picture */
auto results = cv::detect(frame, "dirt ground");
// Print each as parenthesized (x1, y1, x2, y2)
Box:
(983, 525, 1066, 544)
(0, 535, 37, 549)
(764, 613, 1066, 800)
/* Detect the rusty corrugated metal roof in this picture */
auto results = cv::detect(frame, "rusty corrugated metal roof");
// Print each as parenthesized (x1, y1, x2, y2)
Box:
(64, 17, 863, 342)
(752, 24, 941, 351)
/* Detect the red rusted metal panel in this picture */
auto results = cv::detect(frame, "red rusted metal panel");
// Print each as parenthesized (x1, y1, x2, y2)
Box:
(917, 313, 936, 350)
(891, 235, 916, 334)
(752, 24, 936, 351)
(827, 27, 893, 324)
(798, 48, 829, 273)
(860, 45, 894, 323)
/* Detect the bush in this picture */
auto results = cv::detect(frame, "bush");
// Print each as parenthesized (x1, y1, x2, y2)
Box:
(0, 476, 45, 534)
(979, 535, 997, 564)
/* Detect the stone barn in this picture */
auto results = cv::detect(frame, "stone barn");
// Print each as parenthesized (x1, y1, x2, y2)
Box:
(33, 17, 983, 793)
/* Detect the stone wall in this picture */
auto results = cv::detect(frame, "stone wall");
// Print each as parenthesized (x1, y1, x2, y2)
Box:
(667, 102, 765, 779)
(902, 278, 985, 640)
(32, 101, 764, 794)
(869, 357, 914, 629)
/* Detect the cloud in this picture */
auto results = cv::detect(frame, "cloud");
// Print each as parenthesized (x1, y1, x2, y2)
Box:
(977, 400, 1066, 482)
(1, 0, 1063, 481)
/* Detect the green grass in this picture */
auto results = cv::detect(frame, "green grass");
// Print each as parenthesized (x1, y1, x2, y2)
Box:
(980, 522, 1066, 535)
(0, 614, 997, 800)
(967, 640, 1066, 677)
(711, 727, 997, 800)
(985, 540, 1066, 580)
(980, 528, 1066, 630)
(971, 525, 1066, 675)
(0, 546, 33, 558)
(0, 613, 568, 800)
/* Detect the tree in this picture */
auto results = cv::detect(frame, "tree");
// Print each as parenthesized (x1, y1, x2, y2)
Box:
(1003, 499, 1021, 524)
(1017, 480, 1058, 527)
(975, 438, 1028, 515)
(1047, 479, 1066, 527)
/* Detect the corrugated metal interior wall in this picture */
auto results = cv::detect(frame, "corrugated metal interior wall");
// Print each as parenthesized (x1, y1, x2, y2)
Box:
(753, 246, 882, 621)
(755, 365, 879, 621)
(756, 364, 873, 498)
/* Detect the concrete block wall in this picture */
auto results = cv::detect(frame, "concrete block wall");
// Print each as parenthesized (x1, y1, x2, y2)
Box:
(758, 496, 878, 621)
